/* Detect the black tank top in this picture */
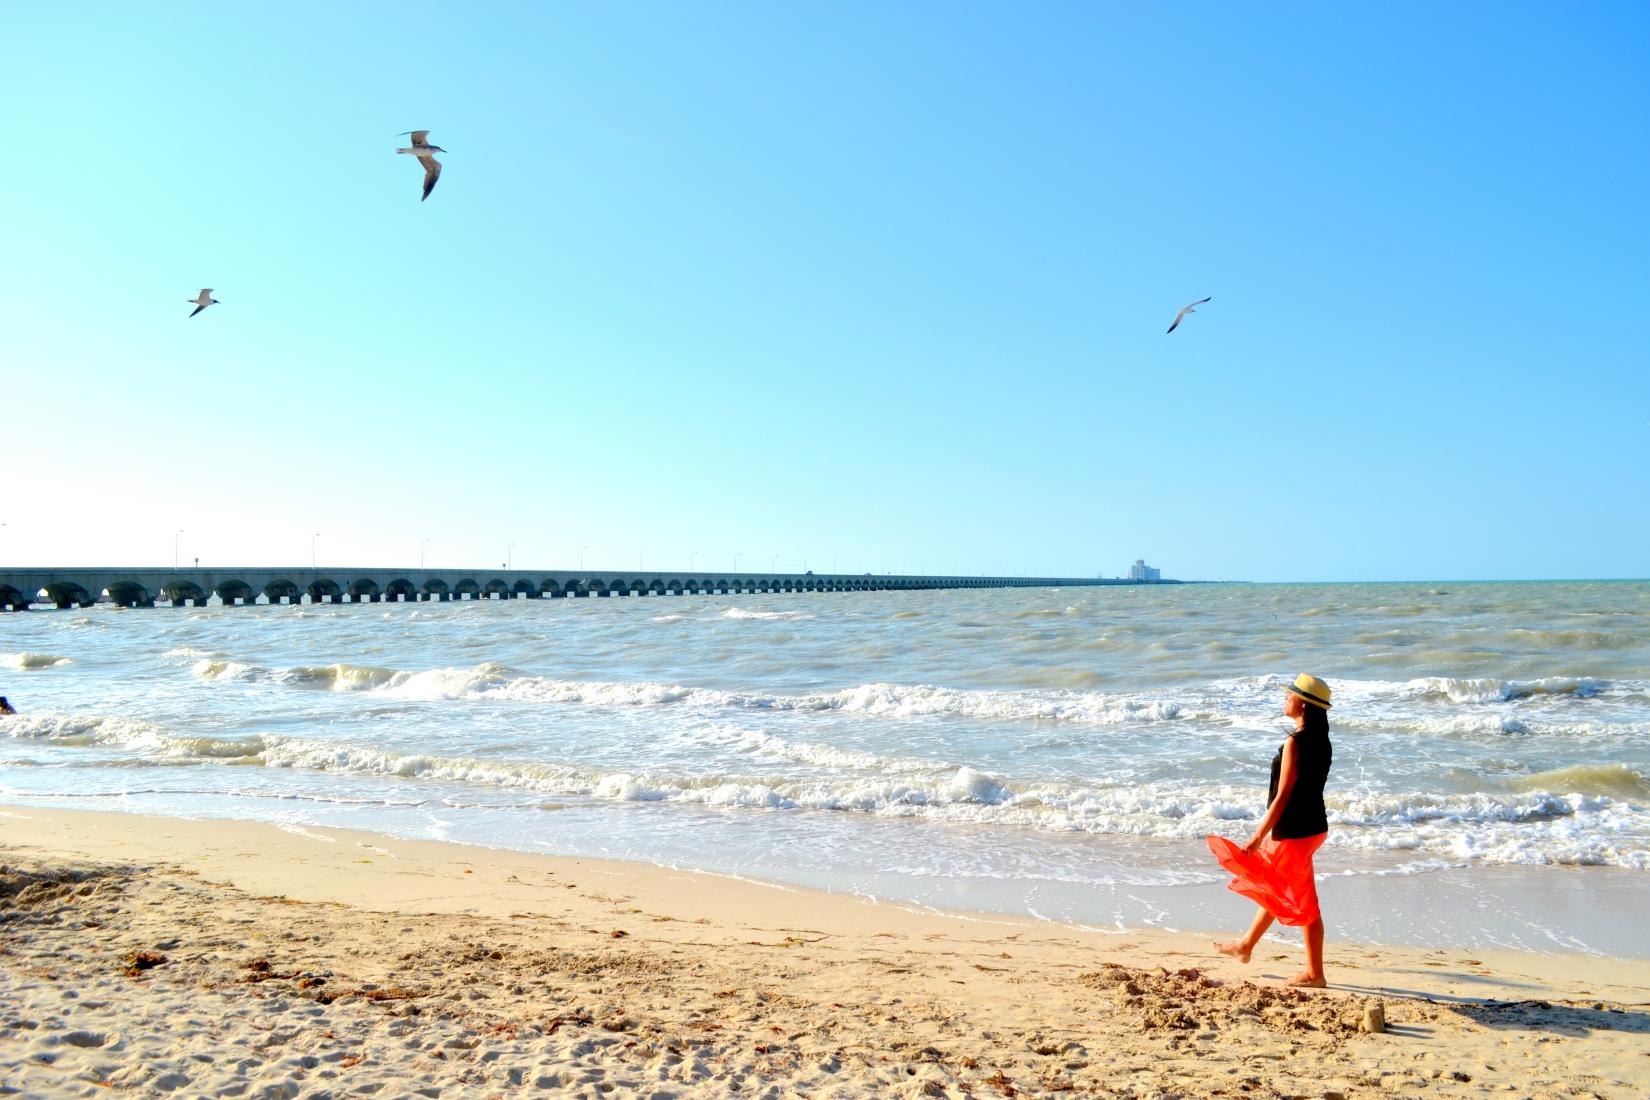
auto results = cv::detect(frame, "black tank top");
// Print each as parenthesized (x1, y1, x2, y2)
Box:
(1268, 726, 1332, 839)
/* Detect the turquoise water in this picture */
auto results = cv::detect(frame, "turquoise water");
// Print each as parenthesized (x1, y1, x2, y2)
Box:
(4, 580, 1647, 952)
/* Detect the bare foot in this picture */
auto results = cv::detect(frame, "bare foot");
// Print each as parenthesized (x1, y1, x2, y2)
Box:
(1286, 972, 1326, 988)
(1213, 941, 1252, 963)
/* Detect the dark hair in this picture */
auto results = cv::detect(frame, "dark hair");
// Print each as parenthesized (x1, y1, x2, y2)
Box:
(1298, 702, 1329, 736)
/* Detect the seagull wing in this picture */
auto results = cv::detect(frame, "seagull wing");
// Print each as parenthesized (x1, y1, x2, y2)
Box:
(1166, 297, 1210, 333)
(419, 154, 442, 200)
(409, 130, 430, 146)
(189, 304, 206, 318)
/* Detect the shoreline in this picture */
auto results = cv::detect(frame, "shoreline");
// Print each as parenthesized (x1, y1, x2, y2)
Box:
(5, 805, 1648, 1097)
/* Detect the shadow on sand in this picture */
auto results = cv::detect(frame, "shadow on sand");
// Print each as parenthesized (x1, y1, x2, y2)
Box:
(1331, 980, 1648, 1037)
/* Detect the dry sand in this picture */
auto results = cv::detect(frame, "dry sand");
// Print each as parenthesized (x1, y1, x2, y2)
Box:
(2, 806, 1647, 1099)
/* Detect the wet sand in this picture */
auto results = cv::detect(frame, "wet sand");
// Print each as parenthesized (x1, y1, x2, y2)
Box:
(3, 806, 1647, 1098)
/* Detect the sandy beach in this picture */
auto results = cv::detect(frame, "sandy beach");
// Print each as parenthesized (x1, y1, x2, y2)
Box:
(1, 807, 1645, 1098)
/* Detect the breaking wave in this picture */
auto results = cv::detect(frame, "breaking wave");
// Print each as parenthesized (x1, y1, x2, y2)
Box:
(2, 652, 73, 670)
(1, 713, 263, 760)
(186, 657, 1193, 725)
(1401, 676, 1613, 704)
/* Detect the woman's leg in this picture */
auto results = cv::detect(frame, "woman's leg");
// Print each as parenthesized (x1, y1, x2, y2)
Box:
(1286, 916, 1326, 986)
(1214, 906, 1275, 963)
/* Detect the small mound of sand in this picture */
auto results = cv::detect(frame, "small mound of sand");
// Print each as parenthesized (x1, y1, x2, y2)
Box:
(1078, 962, 1360, 1036)
(0, 862, 127, 928)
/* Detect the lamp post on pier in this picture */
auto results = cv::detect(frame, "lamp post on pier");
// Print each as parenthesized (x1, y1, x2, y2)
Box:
(420, 539, 430, 569)
(312, 533, 320, 570)
(174, 529, 184, 570)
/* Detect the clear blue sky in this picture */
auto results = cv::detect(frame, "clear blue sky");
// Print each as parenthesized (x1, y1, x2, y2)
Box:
(3, 2, 1645, 581)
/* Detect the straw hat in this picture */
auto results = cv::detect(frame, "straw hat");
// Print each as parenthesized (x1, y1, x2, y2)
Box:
(1285, 673, 1332, 709)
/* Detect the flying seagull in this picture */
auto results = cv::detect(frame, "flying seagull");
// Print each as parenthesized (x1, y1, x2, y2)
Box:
(396, 130, 445, 201)
(1166, 296, 1212, 334)
(188, 289, 219, 318)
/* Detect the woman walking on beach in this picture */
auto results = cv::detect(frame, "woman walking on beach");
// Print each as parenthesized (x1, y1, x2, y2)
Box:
(1208, 674, 1333, 987)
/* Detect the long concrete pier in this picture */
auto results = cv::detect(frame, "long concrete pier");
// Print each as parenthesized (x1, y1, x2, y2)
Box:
(0, 567, 1175, 610)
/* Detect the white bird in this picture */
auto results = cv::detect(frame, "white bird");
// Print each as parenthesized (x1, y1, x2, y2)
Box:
(1166, 296, 1211, 334)
(395, 130, 445, 201)
(188, 289, 219, 318)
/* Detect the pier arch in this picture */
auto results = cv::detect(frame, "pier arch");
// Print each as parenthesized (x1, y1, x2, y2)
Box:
(161, 580, 208, 607)
(384, 578, 417, 602)
(306, 579, 343, 604)
(482, 579, 511, 600)
(347, 578, 381, 603)
(421, 578, 451, 601)
(1, 584, 29, 610)
(107, 581, 153, 608)
(44, 582, 94, 609)
(512, 579, 538, 599)
(215, 580, 257, 606)
(452, 579, 481, 600)
(261, 580, 301, 605)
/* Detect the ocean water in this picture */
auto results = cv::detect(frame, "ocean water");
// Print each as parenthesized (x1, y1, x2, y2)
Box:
(4, 581, 1648, 954)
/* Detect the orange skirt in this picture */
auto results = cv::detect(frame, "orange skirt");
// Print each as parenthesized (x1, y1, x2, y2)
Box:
(1206, 832, 1326, 927)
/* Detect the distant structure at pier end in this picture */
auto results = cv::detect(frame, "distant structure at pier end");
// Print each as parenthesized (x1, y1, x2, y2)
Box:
(1127, 559, 1163, 582)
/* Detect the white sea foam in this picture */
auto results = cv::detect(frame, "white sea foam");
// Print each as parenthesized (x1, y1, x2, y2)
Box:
(706, 726, 935, 775)
(722, 607, 815, 621)
(504, 672, 1190, 725)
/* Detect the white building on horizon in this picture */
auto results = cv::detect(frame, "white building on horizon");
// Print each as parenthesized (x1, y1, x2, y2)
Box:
(1128, 559, 1161, 581)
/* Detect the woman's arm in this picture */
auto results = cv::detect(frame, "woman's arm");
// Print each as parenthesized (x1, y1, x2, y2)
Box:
(1245, 736, 1299, 854)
